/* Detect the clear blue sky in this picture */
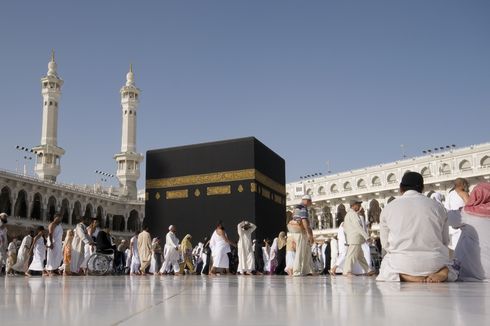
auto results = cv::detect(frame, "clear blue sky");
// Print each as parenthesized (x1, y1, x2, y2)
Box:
(1, 0, 489, 189)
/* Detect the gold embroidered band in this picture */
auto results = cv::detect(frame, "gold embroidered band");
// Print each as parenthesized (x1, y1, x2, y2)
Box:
(146, 169, 285, 195)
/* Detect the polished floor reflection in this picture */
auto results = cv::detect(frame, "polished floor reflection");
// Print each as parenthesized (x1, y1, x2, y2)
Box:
(1, 276, 489, 325)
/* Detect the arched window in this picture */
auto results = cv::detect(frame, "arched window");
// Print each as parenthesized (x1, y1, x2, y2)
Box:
(113, 215, 125, 232)
(459, 160, 472, 171)
(60, 199, 70, 224)
(330, 184, 338, 193)
(96, 206, 103, 220)
(31, 193, 42, 220)
(14, 190, 28, 218)
(480, 156, 490, 168)
(343, 182, 352, 191)
(47, 196, 57, 221)
(84, 203, 93, 219)
(0, 186, 12, 216)
(317, 187, 325, 195)
(357, 179, 366, 189)
(387, 173, 397, 184)
(440, 163, 451, 175)
(372, 176, 381, 187)
(421, 167, 431, 177)
(72, 201, 82, 225)
(127, 210, 140, 232)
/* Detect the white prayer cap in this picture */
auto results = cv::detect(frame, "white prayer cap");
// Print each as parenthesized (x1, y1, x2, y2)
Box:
(168, 225, 174, 231)
(302, 195, 312, 201)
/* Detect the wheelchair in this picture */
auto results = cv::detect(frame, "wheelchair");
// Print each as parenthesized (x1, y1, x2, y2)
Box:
(87, 249, 115, 276)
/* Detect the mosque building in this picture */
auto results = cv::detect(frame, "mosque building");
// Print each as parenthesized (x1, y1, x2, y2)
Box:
(0, 52, 144, 237)
(286, 142, 490, 239)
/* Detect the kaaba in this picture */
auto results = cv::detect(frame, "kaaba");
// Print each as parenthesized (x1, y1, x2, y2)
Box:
(145, 137, 286, 242)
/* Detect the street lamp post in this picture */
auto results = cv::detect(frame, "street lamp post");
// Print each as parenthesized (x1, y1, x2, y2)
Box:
(94, 170, 115, 186)
(15, 145, 37, 176)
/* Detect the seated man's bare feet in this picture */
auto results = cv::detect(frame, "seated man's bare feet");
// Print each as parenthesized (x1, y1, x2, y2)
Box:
(426, 267, 449, 283)
(400, 273, 428, 282)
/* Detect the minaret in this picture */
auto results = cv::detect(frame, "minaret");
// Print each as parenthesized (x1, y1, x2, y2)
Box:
(33, 50, 65, 182)
(114, 65, 143, 199)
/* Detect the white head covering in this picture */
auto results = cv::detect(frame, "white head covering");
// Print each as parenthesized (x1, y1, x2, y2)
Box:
(168, 225, 174, 231)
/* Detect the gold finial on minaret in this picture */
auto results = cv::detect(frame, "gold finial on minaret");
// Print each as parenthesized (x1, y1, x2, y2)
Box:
(130, 63, 133, 73)
(51, 49, 55, 62)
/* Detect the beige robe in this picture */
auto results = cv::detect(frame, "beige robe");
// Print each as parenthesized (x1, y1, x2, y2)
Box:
(70, 223, 92, 273)
(288, 222, 313, 276)
(137, 230, 152, 272)
(343, 210, 370, 274)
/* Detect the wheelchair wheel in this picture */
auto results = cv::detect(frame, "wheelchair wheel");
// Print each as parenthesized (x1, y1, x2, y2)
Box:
(87, 254, 112, 275)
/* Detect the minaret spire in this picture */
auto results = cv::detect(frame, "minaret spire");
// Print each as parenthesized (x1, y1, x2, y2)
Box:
(47, 49, 58, 77)
(114, 64, 143, 199)
(126, 64, 135, 86)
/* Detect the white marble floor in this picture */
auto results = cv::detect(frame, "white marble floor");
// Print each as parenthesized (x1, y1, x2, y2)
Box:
(1, 275, 489, 325)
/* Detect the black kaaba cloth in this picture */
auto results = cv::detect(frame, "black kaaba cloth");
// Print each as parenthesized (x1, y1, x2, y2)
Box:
(145, 137, 286, 242)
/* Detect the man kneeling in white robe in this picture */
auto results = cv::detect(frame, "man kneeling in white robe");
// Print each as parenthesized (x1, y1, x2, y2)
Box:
(377, 172, 457, 283)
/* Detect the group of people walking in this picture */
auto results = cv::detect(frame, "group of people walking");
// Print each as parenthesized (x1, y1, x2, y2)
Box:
(1, 173, 489, 282)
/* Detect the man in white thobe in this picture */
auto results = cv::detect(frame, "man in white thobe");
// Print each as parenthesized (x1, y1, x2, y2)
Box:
(12, 231, 34, 274)
(237, 221, 256, 275)
(160, 225, 180, 274)
(343, 200, 372, 276)
(71, 218, 94, 274)
(46, 214, 63, 275)
(377, 172, 457, 282)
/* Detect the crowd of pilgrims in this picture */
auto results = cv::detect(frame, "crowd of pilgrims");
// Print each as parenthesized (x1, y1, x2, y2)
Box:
(0, 219, 333, 277)
(0, 173, 489, 282)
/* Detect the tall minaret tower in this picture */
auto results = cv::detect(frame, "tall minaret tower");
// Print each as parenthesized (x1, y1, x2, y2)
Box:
(114, 65, 143, 199)
(33, 50, 65, 182)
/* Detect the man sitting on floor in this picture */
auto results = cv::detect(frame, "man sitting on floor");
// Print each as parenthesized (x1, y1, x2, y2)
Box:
(377, 172, 457, 282)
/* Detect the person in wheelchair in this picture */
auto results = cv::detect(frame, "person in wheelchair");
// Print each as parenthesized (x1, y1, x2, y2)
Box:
(96, 228, 116, 254)
(95, 229, 126, 274)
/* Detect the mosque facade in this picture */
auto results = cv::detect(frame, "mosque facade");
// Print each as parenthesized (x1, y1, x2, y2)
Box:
(0, 53, 144, 237)
(286, 142, 490, 238)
